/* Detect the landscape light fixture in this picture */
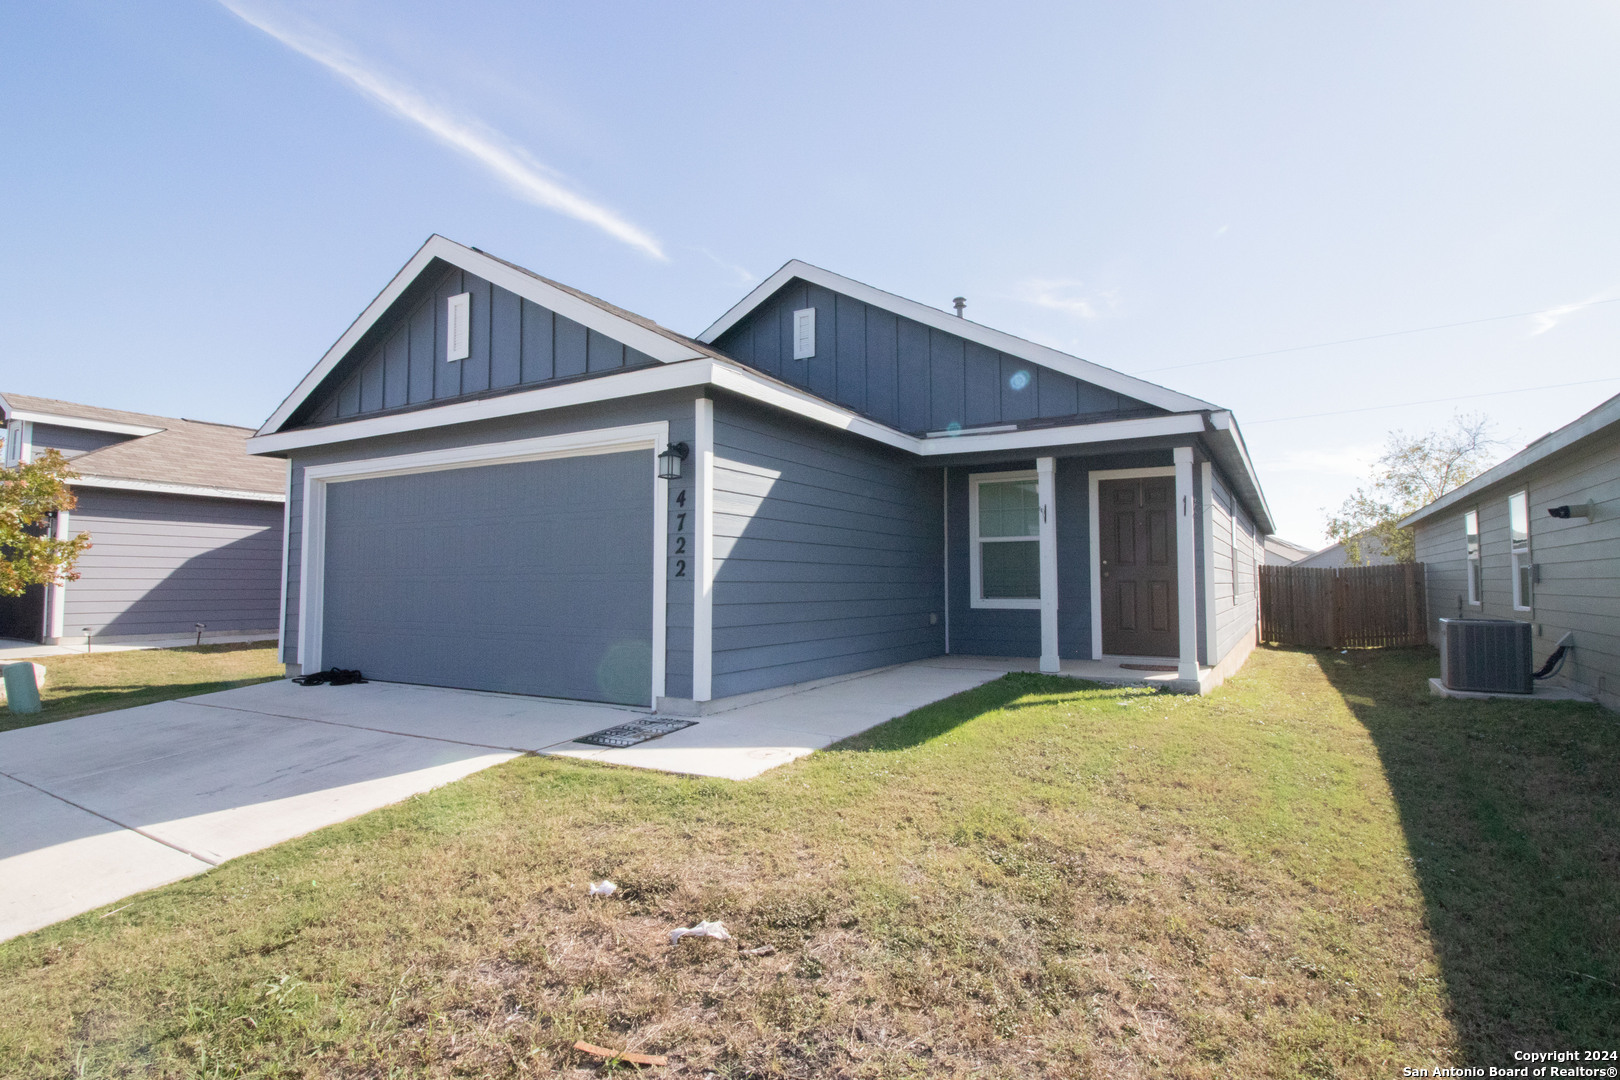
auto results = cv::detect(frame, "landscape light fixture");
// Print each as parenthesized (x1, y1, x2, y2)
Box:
(657, 442, 690, 480)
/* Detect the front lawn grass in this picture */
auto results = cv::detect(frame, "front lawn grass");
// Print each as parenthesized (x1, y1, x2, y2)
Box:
(0, 643, 282, 733)
(0, 646, 1613, 1077)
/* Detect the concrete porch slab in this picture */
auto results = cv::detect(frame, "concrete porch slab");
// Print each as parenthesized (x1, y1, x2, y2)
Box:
(550, 661, 1008, 780)
(921, 654, 1212, 692)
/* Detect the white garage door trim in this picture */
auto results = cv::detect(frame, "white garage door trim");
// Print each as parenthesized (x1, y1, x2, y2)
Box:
(299, 421, 669, 705)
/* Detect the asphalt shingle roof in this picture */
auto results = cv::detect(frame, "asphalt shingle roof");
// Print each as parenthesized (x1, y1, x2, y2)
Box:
(3, 393, 284, 497)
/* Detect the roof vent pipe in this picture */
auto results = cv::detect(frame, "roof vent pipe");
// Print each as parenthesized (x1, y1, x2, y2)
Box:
(952, 296, 966, 317)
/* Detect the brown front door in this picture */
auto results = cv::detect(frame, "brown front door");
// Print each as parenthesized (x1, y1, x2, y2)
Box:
(1099, 477, 1178, 657)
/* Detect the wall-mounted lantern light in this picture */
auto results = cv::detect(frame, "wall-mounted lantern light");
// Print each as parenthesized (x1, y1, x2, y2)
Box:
(657, 442, 690, 480)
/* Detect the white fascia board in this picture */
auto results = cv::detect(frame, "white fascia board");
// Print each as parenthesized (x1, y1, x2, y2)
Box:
(698, 259, 1217, 416)
(257, 234, 706, 437)
(915, 413, 1206, 456)
(1206, 411, 1275, 535)
(1400, 392, 1620, 529)
(250, 352, 1218, 463)
(248, 361, 717, 455)
(72, 475, 284, 503)
(5, 410, 165, 437)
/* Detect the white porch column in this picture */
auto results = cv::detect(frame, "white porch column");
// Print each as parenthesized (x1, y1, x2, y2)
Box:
(1174, 447, 1198, 683)
(1037, 456, 1059, 673)
(43, 509, 69, 643)
(692, 397, 715, 702)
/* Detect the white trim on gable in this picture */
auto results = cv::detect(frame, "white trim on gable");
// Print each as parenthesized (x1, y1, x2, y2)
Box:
(71, 475, 284, 503)
(697, 259, 1217, 416)
(257, 235, 708, 437)
(2, 410, 165, 438)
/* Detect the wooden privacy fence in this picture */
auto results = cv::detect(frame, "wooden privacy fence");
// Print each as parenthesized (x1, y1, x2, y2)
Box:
(1259, 563, 1427, 648)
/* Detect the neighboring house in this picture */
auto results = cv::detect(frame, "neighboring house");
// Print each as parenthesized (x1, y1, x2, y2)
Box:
(1294, 534, 1396, 569)
(1263, 536, 1316, 565)
(0, 394, 285, 645)
(247, 236, 1273, 709)
(1401, 393, 1619, 711)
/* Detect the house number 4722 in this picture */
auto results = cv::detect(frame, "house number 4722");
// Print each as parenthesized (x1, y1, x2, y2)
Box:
(672, 488, 687, 576)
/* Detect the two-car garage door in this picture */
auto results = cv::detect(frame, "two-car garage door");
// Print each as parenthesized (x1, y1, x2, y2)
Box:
(318, 450, 654, 706)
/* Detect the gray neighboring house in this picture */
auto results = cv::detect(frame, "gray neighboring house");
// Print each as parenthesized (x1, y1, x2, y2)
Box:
(1263, 536, 1316, 565)
(248, 236, 1274, 709)
(1293, 534, 1396, 569)
(1401, 392, 1620, 711)
(0, 394, 284, 645)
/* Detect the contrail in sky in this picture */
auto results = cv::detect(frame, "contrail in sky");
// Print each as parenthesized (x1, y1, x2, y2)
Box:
(217, 1, 666, 260)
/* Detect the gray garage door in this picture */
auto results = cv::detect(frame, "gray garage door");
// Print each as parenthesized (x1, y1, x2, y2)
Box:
(321, 450, 654, 706)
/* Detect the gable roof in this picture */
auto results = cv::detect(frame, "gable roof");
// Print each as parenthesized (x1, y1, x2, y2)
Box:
(699, 260, 1218, 417)
(1, 393, 283, 501)
(257, 235, 729, 437)
(1399, 391, 1620, 529)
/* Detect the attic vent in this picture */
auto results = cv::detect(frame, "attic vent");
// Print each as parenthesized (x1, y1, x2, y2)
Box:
(792, 307, 816, 360)
(447, 292, 471, 361)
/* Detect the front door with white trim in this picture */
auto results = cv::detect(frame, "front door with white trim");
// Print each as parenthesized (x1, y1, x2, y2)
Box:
(1098, 476, 1178, 657)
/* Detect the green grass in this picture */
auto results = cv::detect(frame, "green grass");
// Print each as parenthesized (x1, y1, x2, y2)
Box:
(0, 643, 283, 732)
(0, 646, 1613, 1077)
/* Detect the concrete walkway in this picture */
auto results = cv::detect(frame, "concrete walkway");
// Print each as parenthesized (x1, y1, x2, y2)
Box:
(0, 661, 1010, 941)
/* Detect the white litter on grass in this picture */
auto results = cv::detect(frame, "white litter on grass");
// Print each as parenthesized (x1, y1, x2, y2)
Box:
(588, 881, 617, 897)
(670, 920, 732, 946)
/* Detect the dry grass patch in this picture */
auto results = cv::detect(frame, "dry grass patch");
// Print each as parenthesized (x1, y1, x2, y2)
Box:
(0, 642, 282, 732)
(0, 647, 1614, 1077)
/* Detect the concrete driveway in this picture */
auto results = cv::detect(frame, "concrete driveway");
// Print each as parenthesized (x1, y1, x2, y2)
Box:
(0, 660, 1004, 942)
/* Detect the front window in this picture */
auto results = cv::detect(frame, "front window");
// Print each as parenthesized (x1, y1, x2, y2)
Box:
(1464, 509, 1481, 605)
(971, 473, 1041, 607)
(1509, 491, 1532, 610)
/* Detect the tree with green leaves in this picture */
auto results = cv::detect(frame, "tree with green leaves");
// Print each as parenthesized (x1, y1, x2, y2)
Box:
(1, 449, 91, 597)
(1325, 414, 1501, 564)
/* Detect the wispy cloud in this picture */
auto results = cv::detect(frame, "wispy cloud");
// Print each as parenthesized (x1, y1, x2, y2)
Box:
(1214, 224, 1230, 238)
(693, 247, 758, 287)
(217, 1, 666, 260)
(1012, 279, 1121, 320)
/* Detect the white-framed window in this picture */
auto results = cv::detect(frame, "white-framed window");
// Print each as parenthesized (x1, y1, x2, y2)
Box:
(1509, 491, 1532, 611)
(1464, 508, 1481, 605)
(969, 470, 1042, 609)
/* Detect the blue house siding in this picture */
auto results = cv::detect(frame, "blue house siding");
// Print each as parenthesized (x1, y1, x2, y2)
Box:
(61, 489, 281, 641)
(29, 423, 135, 458)
(711, 278, 1163, 435)
(280, 390, 700, 699)
(298, 261, 661, 428)
(709, 395, 944, 697)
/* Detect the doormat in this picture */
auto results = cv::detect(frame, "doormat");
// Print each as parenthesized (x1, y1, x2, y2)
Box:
(575, 717, 697, 749)
(1119, 663, 1178, 672)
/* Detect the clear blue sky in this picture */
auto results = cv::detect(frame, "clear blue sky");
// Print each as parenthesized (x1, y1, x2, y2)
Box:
(4, 1, 1618, 546)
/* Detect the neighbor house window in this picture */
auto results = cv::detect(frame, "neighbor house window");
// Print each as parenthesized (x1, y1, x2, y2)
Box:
(1464, 509, 1481, 605)
(970, 471, 1041, 608)
(1509, 491, 1531, 611)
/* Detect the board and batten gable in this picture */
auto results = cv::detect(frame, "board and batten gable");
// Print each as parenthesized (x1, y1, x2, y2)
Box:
(710, 278, 1165, 435)
(709, 393, 944, 697)
(278, 390, 698, 699)
(1412, 425, 1620, 710)
(292, 261, 662, 429)
(61, 489, 281, 640)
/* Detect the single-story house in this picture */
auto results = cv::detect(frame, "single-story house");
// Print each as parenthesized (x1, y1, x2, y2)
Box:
(246, 236, 1274, 710)
(1401, 392, 1619, 711)
(1263, 536, 1316, 565)
(0, 394, 285, 645)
